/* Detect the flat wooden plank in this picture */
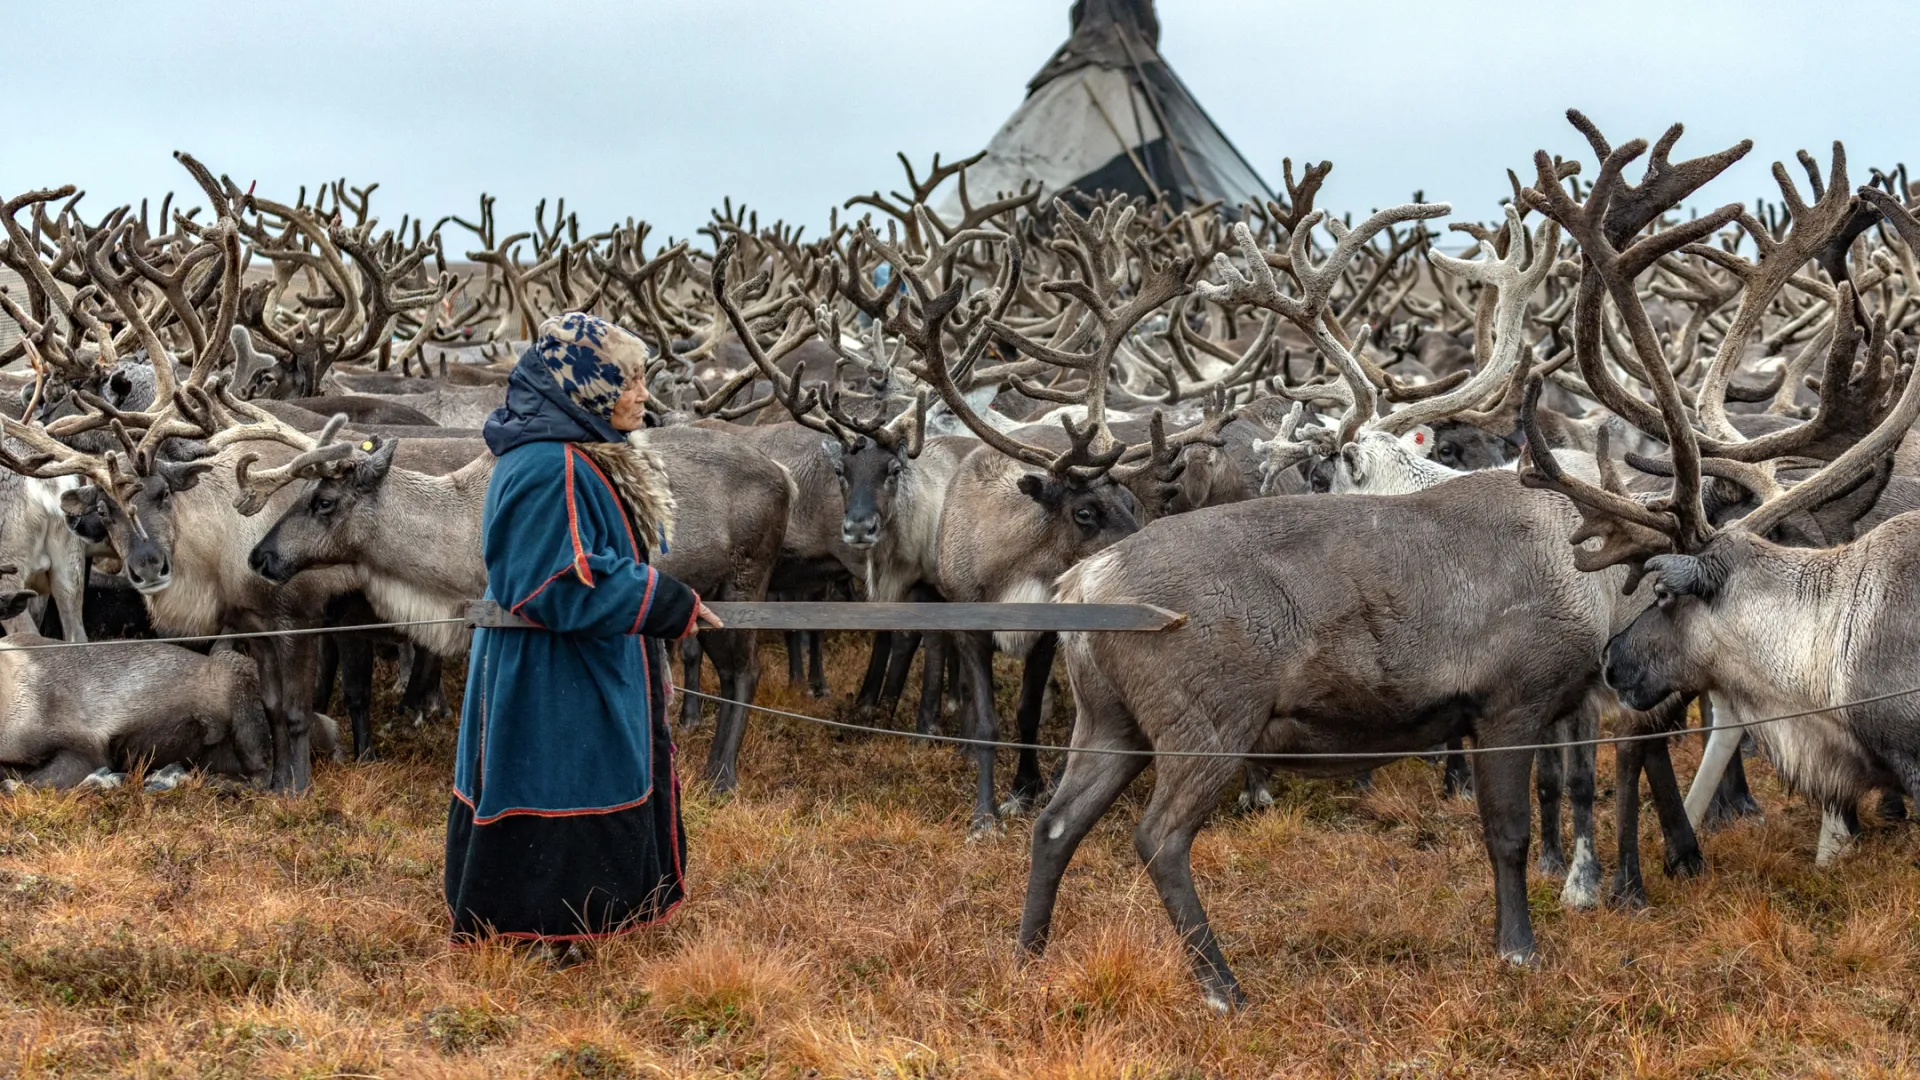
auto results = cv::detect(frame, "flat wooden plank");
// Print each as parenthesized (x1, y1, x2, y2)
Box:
(466, 600, 1186, 633)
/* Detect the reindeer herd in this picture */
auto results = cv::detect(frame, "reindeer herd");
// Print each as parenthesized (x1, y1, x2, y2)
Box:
(3, 114, 1919, 1008)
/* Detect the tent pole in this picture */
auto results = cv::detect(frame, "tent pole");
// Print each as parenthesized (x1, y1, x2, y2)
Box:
(1116, 32, 1201, 208)
(1081, 79, 1166, 205)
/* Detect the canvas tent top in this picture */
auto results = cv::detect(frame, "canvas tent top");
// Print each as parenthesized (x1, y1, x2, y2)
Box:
(946, 0, 1272, 216)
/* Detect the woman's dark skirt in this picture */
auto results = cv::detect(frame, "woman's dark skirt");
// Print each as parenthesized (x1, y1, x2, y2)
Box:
(445, 645, 686, 943)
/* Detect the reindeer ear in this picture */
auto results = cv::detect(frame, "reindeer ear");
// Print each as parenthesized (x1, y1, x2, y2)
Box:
(60, 486, 102, 517)
(157, 459, 214, 493)
(1339, 443, 1365, 484)
(1644, 553, 1716, 600)
(1401, 426, 1435, 458)
(354, 438, 398, 491)
(820, 440, 844, 470)
(1016, 473, 1061, 507)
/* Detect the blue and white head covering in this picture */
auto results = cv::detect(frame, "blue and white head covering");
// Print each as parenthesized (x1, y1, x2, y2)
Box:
(533, 312, 654, 423)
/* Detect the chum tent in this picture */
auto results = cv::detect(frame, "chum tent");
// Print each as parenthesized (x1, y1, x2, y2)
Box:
(947, 0, 1273, 215)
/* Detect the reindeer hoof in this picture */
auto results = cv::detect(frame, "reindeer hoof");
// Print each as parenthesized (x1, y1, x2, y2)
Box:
(1665, 847, 1705, 880)
(1201, 985, 1247, 1014)
(966, 817, 1002, 843)
(143, 763, 191, 793)
(1560, 839, 1601, 910)
(1536, 851, 1568, 878)
(1498, 946, 1540, 969)
(78, 768, 124, 791)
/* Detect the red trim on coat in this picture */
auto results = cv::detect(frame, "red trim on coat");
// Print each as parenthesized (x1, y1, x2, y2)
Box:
(508, 566, 574, 624)
(679, 603, 701, 639)
(572, 446, 667, 636)
(562, 446, 594, 585)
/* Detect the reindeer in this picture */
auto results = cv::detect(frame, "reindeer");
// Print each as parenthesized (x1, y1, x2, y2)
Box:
(1522, 172, 1920, 866)
(239, 412, 793, 790)
(0, 574, 284, 790)
(1016, 147, 1822, 1006)
(849, 198, 1227, 833)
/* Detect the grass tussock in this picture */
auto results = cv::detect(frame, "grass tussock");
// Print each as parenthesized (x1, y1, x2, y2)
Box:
(0, 631, 1916, 1077)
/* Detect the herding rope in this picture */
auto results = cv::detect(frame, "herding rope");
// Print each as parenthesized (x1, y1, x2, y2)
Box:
(675, 685, 1920, 761)
(0, 617, 470, 651)
(7, 614, 1918, 761)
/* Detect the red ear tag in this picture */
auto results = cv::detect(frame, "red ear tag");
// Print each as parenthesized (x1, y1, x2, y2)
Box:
(1414, 432, 1425, 445)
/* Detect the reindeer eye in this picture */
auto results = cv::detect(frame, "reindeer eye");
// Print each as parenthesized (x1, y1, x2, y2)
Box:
(1073, 507, 1095, 525)
(314, 497, 336, 514)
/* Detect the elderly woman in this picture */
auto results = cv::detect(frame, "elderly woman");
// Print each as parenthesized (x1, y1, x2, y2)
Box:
(447, 312, 719, 955)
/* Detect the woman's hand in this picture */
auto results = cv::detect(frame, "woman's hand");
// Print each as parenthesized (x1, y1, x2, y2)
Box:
(694, 601, 724, 629)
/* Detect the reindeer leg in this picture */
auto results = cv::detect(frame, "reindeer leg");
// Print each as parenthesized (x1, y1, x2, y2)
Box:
(49, 551, 86, 644)
(807, 630, 827, 698)
(914, 632, 947, 736)
(253, 644, 295, 793)
(783, 631, 805, 690)
(702, 629, 756, 794)
(878, 630, 922, 725)
(1003, 632, 1057, 815)
(944, 644, 964, 717)
(22, 749, 106, 789)
(1688, 695, 1758, 828)
(281, 636, 320, 793)
(1021, 726, 1150, 958)
(1535, 716, 1568, 878)
(955, 631, 1000, 836)
(854, 632, 892, 715)
(398, 649, 448, 723)
(1560, 703, 1601, 910)
(1134, 750, 1247, 1011)
(313, 636, 339, 715)
(337, 635, 376, 762)
(1471, 741, 1538, 966)
(678, 636, 704, 728)
(1443, 736, 1474, 799)
(1610, 736, 1650, 909)
(1237, 760, 1275, 813)
(1643, 737, 1703, 879)
(1713, 747, 1762, 822)
(1816, 804, 1859, 866)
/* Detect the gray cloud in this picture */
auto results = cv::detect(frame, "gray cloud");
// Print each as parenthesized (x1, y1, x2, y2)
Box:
(4, 0, 1912, 240)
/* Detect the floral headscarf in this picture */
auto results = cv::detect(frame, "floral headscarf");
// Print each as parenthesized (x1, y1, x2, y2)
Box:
(530, 311, 676, 553)
(534, 312, 654, 423)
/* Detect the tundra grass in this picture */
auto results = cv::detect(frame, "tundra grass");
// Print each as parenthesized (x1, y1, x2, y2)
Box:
(1, 634, 1916, 1078)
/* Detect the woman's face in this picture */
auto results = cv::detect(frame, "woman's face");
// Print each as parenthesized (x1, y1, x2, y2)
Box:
(609, 377, 650, 432)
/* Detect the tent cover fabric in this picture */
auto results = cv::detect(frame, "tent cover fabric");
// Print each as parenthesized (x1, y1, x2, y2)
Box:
(945, 0, 1272, 215)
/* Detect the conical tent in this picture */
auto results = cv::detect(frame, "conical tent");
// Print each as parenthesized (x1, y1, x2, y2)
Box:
(947, 0, 1272, 214)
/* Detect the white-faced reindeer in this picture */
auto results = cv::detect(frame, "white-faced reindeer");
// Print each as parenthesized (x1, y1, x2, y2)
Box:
(1524, 172, 1920, 867)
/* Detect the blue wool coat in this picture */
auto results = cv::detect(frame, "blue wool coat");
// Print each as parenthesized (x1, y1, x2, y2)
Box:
(446, 349, 699, 942)
(452, 439, 699, 821)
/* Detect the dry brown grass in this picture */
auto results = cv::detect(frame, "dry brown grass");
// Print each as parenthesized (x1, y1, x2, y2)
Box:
(2, 633, 1917, 1078)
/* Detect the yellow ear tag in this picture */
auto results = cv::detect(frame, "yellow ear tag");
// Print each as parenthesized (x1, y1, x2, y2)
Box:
(360, 441, 375, 452)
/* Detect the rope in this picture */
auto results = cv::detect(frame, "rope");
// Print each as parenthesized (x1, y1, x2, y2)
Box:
(11, 619, 1918, 760)
(676, 684, 1920, 761)
(0, 617, 469, 651)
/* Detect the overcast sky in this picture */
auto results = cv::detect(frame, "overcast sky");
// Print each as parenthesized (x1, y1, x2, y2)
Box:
(4, 1, 1914, 247)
